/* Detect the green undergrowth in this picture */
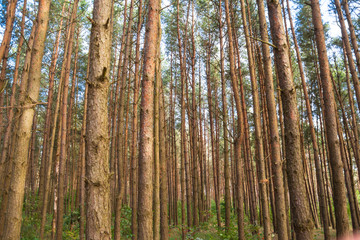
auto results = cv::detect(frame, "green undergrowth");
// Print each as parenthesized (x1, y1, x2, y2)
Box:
(169, 200, 262, 240)
(19, 194, 338, 239)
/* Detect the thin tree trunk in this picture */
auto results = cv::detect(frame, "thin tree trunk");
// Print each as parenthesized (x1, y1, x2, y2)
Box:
(79, 71, 88, 240)
(190, 3, 199, 228)
(205, 33, 221, 227)
(218, 0, 231, 231)
(114, 0, 135, 236)
(159, 47, 169, 240)
(342, 0, 360, 105)
(176, 0, 191, 234)
(256, 0, 284, 238)
(0, 0, 18, 81)
(56, 1, 79, 238)
(110, 0, 127, 210)
(223, 0, 245, 238)
(130, 0, 143, 238)
(310, 0, 350, 236)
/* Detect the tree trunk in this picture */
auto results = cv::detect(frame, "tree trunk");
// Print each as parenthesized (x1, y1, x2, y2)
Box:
(153, 22, 161, 240)
(190, 3, 199, 228)
(0, 0, 18, 84)
(334, 0, 360, 174)
(223, 0, 245, 238)
(205, 32, 221, 227)
(114, 0, 135, 238)
(218, 0, 231, 231)
(85, 0, 113, 238)
(310, 0, 350, 236)
(267, 0, 315, 239)
(176, 0, 191, 234)
(342, 0, 360, 98)
(79, 73, 88, 240)
(137, 0, 160, 237)
(130, 0, 143, 238)
(1, 0, 51, 238)
(285, 0, 330, 238)
(0, 0, 27, 191)
(159, 55, 169, 240)
(256, 0, 284, 238)
(56, 2, 79, 238)
(38, 1, 66, 208)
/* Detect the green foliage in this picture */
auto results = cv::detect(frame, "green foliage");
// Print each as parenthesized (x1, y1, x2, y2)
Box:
(21, 194, 40, 240)
(169, 200, 262, 240)
(20, 194, 135, 239)
(120, 205, 133, 239)
(20, 193, 80, 239)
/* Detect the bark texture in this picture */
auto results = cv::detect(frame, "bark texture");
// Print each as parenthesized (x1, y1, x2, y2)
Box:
(85, 0, 113, 238)
(267, 0, 314, 239)
(1, 0, 51, 239)
(137, 0, 160, 237)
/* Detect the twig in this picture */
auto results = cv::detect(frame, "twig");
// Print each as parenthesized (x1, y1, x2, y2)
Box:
(0, 102, 48, 109)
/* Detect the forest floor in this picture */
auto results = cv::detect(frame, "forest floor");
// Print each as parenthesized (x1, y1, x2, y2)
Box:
(19, 195, 338, 239)
(169, 223, 337, 240)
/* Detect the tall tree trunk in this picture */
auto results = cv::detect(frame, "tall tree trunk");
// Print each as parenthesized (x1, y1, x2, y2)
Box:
(218, 0, 231, 231)
(38, 1, 66, 207)
(190, 3, 199, 228)
(285, 0, 330, 238)
(240, 0, 267, 231)
(176, 0, 191, 234)
(79, 68, 88, 240)
(267, 0, 315, 239)
(68, 33, 80, 213)
(223, 0, 245, 238)
(137, 0, 160, 237)
(130, 0, 143, 238)
(114, 0, 135, 238)
(110, 0, 127, 210)
(205, 33, 221, 227)
(0, 0, 27, 190)
(159, 43, 169, 240)
(56, 2, 79, 239)
(1, 0, 51, 238)
(85, 0, 113, 238)
(310, 0, 350, 237)
(153, 23, 161, 240)
(256, 0, 284, 238)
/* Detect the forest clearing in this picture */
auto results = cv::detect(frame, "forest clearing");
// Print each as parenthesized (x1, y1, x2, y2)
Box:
(1, 0, 360, 239)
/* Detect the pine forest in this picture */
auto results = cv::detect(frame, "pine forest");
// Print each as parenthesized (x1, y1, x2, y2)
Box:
(1, 0, 360, 239)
